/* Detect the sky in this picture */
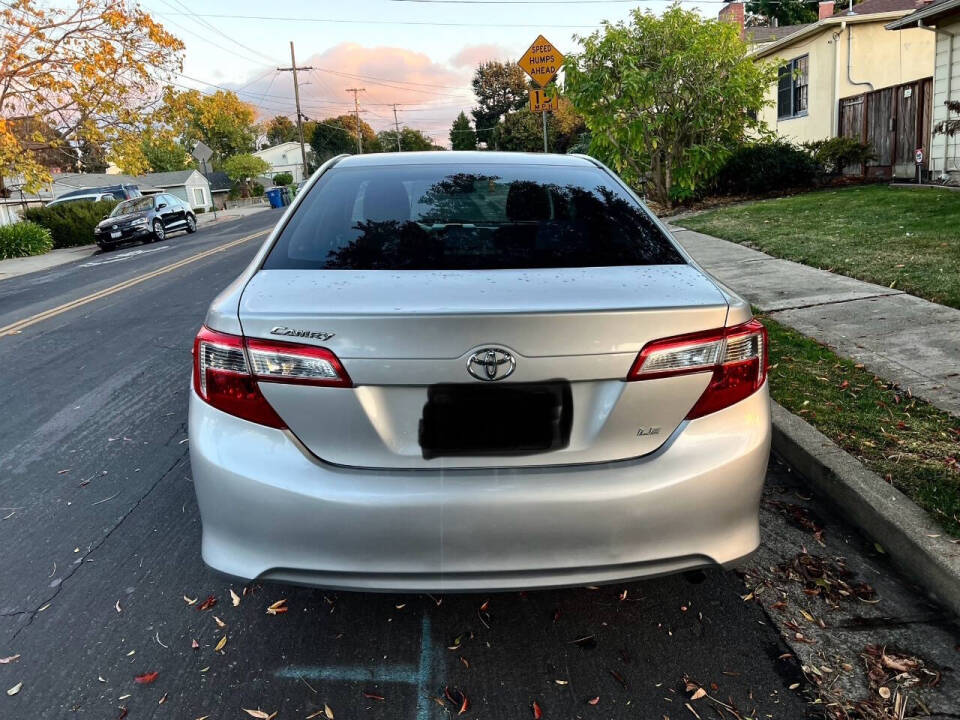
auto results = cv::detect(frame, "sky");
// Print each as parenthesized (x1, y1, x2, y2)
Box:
(138, 0, 719, 145)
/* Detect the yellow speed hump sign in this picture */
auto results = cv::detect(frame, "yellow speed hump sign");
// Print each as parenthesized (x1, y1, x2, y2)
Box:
(529, 89, 555, 113)
(518, 35, 564, 88)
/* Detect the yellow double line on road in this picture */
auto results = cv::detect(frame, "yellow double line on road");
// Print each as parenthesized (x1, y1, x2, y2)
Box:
(0, 230, 269, 338)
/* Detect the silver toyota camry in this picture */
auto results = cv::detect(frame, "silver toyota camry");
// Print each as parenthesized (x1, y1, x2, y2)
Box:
(188, 151, 770, 592)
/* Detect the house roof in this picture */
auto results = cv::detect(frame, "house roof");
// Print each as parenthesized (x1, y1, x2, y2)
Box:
(137, 169, 199, 187)
(746, 23, 812, 44)
(835, 0, 931, 14)
(205, 171, 232, 193)
(886, 0, 960, 27)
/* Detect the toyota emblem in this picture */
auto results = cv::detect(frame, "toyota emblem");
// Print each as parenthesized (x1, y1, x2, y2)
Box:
(466, 348, 516, 381)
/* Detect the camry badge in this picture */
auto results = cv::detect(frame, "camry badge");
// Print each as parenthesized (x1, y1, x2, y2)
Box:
(270, 326, 335, 341)
(466, 348, 516, 381)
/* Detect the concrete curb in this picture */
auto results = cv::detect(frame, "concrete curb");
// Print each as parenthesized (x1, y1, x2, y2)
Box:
(771, 401, 960, 617)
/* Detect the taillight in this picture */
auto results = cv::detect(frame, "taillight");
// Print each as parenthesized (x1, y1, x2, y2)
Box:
(192, 326, 352, 428)
(628, 319, 767, 419)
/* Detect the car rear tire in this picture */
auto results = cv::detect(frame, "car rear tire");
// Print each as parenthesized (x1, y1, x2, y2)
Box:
(185, 214, 197, 233)
(151, 220, 165, 243)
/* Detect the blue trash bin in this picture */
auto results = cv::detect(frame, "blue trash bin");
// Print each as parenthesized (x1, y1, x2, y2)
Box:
(265, 188, 283, 209)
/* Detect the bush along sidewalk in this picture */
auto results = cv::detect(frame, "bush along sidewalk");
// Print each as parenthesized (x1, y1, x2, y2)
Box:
(23, 198, 117, 249)
(0, 220, 54, 260)
(761, 315, 960, 535)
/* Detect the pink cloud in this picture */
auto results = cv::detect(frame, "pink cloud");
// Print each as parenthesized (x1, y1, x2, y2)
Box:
(233, 43, 517, 146)
(450, 44, 514, 68)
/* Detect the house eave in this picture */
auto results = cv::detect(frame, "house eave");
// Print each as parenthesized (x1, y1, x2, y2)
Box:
(750, 11, 913, 58)
(886, 0, 960, 29)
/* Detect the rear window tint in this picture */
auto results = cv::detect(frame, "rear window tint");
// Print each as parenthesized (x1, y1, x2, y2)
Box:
(262, 163, 684, 270)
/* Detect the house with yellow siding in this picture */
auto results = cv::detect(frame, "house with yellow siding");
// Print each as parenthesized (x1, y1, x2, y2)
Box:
(719, 0, 936, 177)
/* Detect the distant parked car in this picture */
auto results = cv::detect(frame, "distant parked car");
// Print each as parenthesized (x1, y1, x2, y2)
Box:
(47, 192, 115, 207)
(57, 183, 141, 203)
(93, 193, 196, 251)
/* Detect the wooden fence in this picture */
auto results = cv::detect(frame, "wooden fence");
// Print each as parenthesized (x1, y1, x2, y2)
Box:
(838, 77, 933, 178)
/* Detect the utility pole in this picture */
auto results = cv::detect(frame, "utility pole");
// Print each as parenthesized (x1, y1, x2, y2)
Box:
(345, 87, 366, 153)
(277, 41, 313, 181)
(391, 104, 402, 152)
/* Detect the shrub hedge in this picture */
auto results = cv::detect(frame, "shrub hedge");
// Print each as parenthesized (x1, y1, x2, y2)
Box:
(0, 220, 54, 260)
(23, 199, 118, 248)
(711, 140, 818, 195)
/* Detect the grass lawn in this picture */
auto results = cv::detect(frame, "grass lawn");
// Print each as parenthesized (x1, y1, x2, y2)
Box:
(762, 316, 960, 536)
(677, 185, 960, 309)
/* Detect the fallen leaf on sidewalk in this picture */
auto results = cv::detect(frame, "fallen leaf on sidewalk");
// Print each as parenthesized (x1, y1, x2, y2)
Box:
(197, 595, 217, 611)
(242, 709, 277, 719)
(266, 599, 288, 615)
(7, 682, 22, 696)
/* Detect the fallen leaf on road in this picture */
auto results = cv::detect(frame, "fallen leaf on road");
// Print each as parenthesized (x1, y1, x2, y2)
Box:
(685, 702, 701, 719)
(215, 635, 227, 652)
(0, 655, 20, 664)
(242, 709, 277, 719)
(115, 600, 122, 613)
(878, 686, 891, 699)
(194, 716, 209, 720)
(158, 693, 168, 705)
(183, 595, 197, 605)
(324, 703, 334, 719)
(191, 639, 199, 649)
(213, 616, 226, 628)
(134, 672, 158, 684)
(362, 691, 385, 701)
(587, 696, 600, 705)
(554, 679, 568, 685)
(690, 688, 706, 700)
(532, 700, 543, 718)
(444, 686, 469, 715)
(230, 589, 241, 607)
(198, 595, 217, 611)
(7, 682, 22, 696)
(266, 599, 288, 615)
(117, 709, 127, 719)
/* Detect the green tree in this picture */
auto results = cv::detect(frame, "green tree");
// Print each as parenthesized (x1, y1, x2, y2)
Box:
(449, 111, 477, 150)
(377, 127, 437, 152)
(272, 171, 293, 186)
(470, 61, 529, 148)
(265, 115, 298, 145)
(310, 115, 379, 159)
(140, 131, 191, 172)
(746, 0, 817, 26)
(157, 88, 258, 167)
(221, 153, 269, 197)
(565, 5, 775, 205)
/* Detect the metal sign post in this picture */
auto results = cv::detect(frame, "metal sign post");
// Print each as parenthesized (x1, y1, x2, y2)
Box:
(519, 35, 564, 153)
(191, 141, 216, 220)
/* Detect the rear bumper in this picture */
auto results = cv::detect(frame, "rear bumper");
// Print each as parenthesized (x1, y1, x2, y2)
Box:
(188, 383, 770, 592)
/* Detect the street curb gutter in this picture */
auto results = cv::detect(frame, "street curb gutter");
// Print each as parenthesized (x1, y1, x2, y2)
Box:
(770, 401, 960, 618)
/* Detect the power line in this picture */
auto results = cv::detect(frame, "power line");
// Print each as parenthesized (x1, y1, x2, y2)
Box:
(155, 12, 604, 28)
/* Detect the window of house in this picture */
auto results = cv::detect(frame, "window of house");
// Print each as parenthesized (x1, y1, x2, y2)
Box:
(777, 55, 808, 119)
(193, 187, 205, 206)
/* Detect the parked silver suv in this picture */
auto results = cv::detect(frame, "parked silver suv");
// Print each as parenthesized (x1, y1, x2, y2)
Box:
(189, 152, 770, 591)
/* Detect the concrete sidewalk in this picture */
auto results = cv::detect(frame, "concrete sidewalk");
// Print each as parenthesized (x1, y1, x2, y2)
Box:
(0, 204, 271, 282)
(672, 226, 960, 418)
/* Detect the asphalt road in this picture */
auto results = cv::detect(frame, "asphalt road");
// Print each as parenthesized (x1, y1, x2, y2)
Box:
(0, 211, 957, 720)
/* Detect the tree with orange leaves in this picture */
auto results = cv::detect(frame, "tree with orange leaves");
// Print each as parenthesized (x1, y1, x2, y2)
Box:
(0, 0, 184, 193)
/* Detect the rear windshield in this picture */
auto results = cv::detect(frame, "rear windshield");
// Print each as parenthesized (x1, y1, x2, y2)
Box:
(262, 163, 684, 270)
